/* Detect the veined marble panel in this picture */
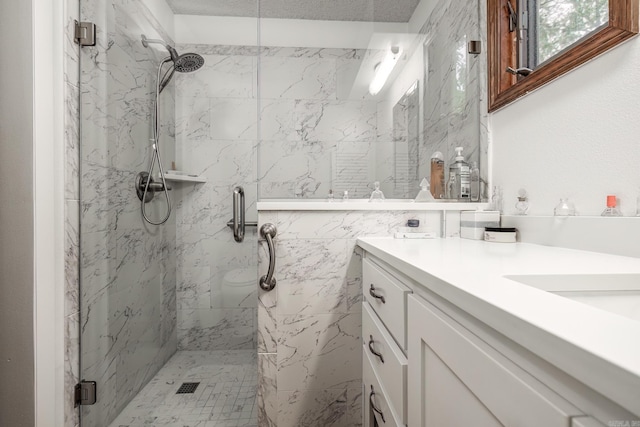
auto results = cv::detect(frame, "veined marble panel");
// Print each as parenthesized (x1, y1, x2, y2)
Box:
(65, 200, 80, 316)
(175, 53, 255, 99)
(64, 312, 80, 427)
(65, 82, 80, 200)
(276, 239, 350, 282)
(277, 389, 349, 427)
(177, 139, 258, 184)
(276, 312, 361, 391)
(258, 353, 278, 427)
(260, 56, 337, 100)
(177, 308, 255, 350)
(259, 99, 376, 143)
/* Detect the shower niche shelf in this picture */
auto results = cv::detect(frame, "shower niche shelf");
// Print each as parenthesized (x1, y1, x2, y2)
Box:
(161, 171, 207, 183)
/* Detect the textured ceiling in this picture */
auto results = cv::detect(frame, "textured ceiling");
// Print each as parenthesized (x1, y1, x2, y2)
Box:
(165, 0, 421, 23)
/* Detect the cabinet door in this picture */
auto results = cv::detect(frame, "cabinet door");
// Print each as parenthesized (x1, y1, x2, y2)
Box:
(407, 294, 582, 427)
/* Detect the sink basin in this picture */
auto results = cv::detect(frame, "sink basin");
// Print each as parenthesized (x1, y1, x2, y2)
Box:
(504, 274, 640, 323)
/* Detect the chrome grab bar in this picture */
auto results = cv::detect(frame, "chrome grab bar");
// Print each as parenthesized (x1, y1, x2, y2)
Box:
(259, 223, 277, 291)
(226, 186, 257, 242)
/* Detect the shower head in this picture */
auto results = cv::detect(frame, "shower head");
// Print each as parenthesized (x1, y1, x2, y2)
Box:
(141, 34, 204, 73)
(173, 53, 205, 73)
(141, 35, 204, 92)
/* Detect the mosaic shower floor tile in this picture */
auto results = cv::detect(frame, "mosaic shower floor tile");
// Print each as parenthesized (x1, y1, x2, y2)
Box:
(110, 350, 257, 427)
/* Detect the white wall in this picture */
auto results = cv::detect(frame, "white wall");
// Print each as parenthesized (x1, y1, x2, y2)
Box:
(175, 15, 406, 48)
(491, 36, 640, 217)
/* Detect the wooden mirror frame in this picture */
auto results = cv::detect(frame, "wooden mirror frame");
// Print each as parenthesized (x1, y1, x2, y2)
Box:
(488, 0, 639, 112)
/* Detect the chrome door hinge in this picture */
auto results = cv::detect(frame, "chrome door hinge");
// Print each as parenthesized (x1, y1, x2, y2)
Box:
(75, 381, 97, 406)
(74, 20, 96, 46)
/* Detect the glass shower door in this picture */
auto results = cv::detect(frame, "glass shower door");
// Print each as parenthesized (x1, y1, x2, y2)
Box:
(78, 1, 259, 426)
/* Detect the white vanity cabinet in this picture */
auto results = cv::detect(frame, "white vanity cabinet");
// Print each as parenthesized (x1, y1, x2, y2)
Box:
(359, 245, 637, 427)
(407, 293, 583, 427)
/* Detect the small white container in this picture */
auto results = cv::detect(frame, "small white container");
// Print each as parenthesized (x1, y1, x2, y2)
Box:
(484, 227, 517, 243)
(460, 210, 500, 240)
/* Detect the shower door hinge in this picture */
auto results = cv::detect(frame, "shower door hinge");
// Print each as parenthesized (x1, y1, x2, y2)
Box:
(74, 20, 96, 47)
(74, 381, 97, 406)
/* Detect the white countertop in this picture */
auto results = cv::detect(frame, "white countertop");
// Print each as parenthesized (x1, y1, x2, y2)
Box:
(257, 199, 489, 211)
(357, 237, 640, 416)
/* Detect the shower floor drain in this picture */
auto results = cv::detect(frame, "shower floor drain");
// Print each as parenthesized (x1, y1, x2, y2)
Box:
(176, 382, 200, 394)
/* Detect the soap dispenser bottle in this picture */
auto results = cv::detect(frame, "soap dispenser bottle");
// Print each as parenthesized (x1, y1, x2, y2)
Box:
(449, 147, 470, 200)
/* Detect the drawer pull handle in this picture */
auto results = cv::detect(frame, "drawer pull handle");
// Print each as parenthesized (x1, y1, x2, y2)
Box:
(369, 385, 386, 423)
(369, 284, 386, 304)
(368, 335, 384, 363)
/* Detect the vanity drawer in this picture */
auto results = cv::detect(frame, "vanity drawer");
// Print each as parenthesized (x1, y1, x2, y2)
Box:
(363, 302, 408, 424)
(363, 258, 412, 351)
(363, 347, 404, 427)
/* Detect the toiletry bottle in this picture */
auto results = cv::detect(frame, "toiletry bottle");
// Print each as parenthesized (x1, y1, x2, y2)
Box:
(415, 178, 435, 202)
(327, 189, 334, 202)
(369, 181, 385, 202)
(514, 188, 529, 215)
(430, 152, 445, 199)
(450, 147, 470, 200)
(601, 195, 622, 216)
(470, 161, 480, 202)
(342, 190, 349, 201)
(447, 172, 459, 200)
(554, 198, 576, 216)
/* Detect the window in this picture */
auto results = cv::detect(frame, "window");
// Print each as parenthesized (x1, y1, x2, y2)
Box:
(488, 0, 638, 112)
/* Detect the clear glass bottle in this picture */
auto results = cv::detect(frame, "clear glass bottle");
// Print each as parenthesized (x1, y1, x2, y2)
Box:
(514, 188, 529, 215)
(601, 195, 622, 217)
(327, 189, 334, 202)
(447, 173, 459, 200)
(554, 198, 576, 216)
(342, 190, 349, 201)
(490, 185, 503, 212)
(470, 162, 480, 202)
(369, 181, 385, 202)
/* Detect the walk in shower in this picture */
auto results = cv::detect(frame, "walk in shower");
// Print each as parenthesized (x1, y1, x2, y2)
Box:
(75, 0, 485, 425)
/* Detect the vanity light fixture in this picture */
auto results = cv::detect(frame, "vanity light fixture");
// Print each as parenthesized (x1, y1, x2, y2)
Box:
(369, 46, 402, 96)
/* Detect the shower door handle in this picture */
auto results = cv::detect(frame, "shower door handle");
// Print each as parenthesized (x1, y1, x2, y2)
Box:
(259, 223, 277, 291)
(227, 186, 257, 242)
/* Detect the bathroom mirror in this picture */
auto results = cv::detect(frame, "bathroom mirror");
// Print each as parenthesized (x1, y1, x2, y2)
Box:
(488, 0, 639, 111)
(392, 81, 420, 198)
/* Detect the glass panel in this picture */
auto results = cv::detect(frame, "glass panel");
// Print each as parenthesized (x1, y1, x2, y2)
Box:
(79, 1, 258, 426)
(257, 0, 486, 200)
(536, 0, 609, 65)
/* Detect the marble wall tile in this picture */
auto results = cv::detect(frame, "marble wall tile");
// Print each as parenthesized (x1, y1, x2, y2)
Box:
(177, 308, 255, 350)
(258, 353, 278, 427)
(65, 82, 80, 200)
(260, 56, 337, 100)
(175, 54, 255, 99)
(209, 98, 259, 140)
(277, 389, 349, 427)
(277, 239, 350, 282)
(64, 312, 80, 427)
(177, 139, 258, 184)
(176, 96, 211, 141)
(277, 312, 362, 391)
(65, 200, 80, 316)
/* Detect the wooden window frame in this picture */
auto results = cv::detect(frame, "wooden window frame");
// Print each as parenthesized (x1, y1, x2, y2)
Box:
(488, 0, 639, 112)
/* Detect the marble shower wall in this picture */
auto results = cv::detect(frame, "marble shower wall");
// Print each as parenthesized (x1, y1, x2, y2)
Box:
(174, 44, 259, 351)
(258, 47, 377, 199)
(77, 1, 177, 426)
(256, 210, 441, 427)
